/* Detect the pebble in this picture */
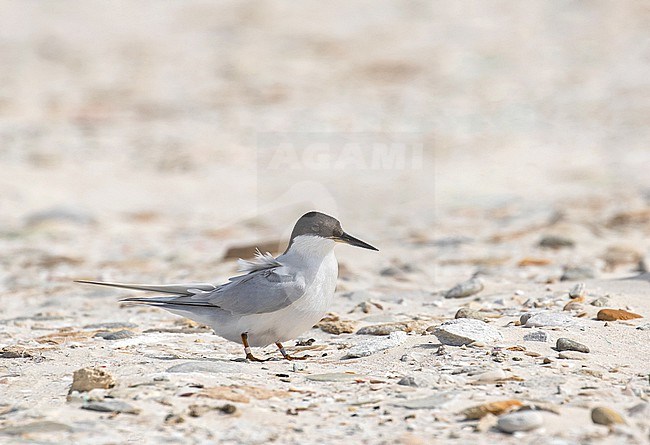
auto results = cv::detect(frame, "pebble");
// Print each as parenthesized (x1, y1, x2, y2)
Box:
(636, 323, 650, 331)
(596, 309, 643, 321)
(343, 331, 407, 358)
(82, 400, 140, 415)
(561, 266, 595, 281)
(444, 277, 484, 299)
(556, 338, 589, 353)
(539, 235, 575, 249)
(25, 207, 95, 227)
(591, 406, 625, 425)
(70, 367, 116, 393)
(461, 399, 523, 420)
(455, 307, 489, 323)
(356, 321, 423, 336)
(523, 312, 575, 328)
(94, 330, 136, 340)
(166, 361, 244, 374)
(563, 302, 584, 312)
(472, 369, 507, 383)
(394, 391, 459, 409)
(317, 319, 356, 334)
(568, 283, 586, 298)
(306, 373, 360, 382)
(523, 331, 549, 342)
(558, 351, 587, 360)
(497, 410, 544, 433)
(83, 322, 138, 330)
(397, 375, 434, 387)
(432, 319, 503, 346)
(0, 421, 73, 435)
(590, 296, 610, 307)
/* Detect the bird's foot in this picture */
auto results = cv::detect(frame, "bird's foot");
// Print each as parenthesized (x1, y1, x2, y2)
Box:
(245, 353, 272, 362)
(282, 354, 311, 361)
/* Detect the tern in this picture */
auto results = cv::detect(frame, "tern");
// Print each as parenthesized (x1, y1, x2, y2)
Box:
(76, 211, 378, 361)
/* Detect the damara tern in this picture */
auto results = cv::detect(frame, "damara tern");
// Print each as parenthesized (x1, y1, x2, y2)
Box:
(77, 211, 378, 361)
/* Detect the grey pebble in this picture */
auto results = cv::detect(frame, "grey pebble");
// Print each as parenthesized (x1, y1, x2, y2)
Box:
(166, 361, 244, 374)
(25, 206, 95, 227)
(398, 376, 419, 387)
(84, 322, 138, 330)
(455, 307, 489, 322)
(561, 266, 595, 281)
(306, 373, 361, 382)
(394, 391, 459, 409)
(432, 319, 503, 346)
(636, 323, 650, 331)
(558, 351, 588, 360)
(523, 312, 575, 328)
(444, 277, 484, 299)
(0, 421, 73, 435)
(524, 331, 549, 342)
(94, 330, 136, 340)
(497, 410, 544, 433)
(590, 296, 610, 307)
(82, 400, 140, 414)
(539, 235, 575, 249)
(556, 338, 589, 353)
(568, 283, 586, 298)
(343, 331, 407, 358)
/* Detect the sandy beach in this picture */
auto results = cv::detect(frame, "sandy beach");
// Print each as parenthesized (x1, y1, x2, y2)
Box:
(1, 2, 649, 444)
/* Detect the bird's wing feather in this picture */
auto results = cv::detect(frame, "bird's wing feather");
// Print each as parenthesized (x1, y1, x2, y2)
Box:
(199, 267, 306, 314)
(76, 266, 306, 315)
(75, 280, 217, 295)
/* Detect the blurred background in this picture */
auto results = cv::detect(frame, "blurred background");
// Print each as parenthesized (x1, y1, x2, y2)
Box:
(0, 1, 648, 289)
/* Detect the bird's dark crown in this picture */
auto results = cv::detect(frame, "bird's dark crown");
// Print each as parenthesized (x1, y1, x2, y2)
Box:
(290, 211, 343, 241)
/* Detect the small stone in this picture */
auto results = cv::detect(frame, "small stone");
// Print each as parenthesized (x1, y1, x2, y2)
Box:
(590, 296, 610, 307)
(596, 309, 643, 321)
(166, 361, 244, 374)
(292, 362, 306, 372)
(561, 266, 595, 281)
(70, 367, 115, 393)
(523, 331, 549, 342)
(0, 421, 73, 435)
(539, 235, 575, 249)
(558, 351, 587, 360)
(636, 323, 650, 331)
(472, 369, 507, 383)
(523, 312, 575, 328)
(306, 373, 361, 382)
(83, 322, 138, 330)
(556, 338, 589, 353)
(82, 400, 140, 415)
(93, 330, 136, 340)
(432, 319, 503, 346)
(395, 392, 459, 409)
(397, 375, 434, 387)
(343, 331, 407, 358)
(497, 411, 544, 433)
(455, 308, 489, 322)
(356, 321, 425, 336)
(444, 277, 484, 299)
(568, 283, 586, 298)
(627, 402, 649, 418)
(563, 302, 584, 312)
(603, 246, 642, 271)
(591, 406, 625, 426)
(317, 319, 356, 335)
(460, 400, 523, 420)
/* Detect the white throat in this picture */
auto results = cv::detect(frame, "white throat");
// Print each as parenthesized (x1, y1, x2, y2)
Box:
(283, 235, 337, 261)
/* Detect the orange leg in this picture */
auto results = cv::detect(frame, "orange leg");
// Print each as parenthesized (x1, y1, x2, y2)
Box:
(241, 333, 270, 362)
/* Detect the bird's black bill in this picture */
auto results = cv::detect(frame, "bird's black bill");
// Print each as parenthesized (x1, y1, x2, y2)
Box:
(336, 232, 378, 251)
